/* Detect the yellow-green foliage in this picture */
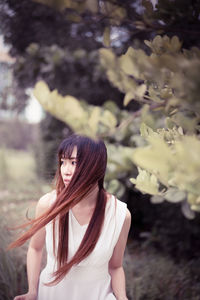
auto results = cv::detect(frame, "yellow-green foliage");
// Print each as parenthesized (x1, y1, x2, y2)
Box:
(33, 0, 126, 26)
(130, 168, 159, 196)
(33, 35, 200, 218)
(99, 35, 200, 218)
(131, 123, 200, 217)
(100, 35, 200, 113)
(33, 81, 117, 138)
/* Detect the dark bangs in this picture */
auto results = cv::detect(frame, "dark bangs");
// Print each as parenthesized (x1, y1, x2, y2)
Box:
(58, 138, 76, 163)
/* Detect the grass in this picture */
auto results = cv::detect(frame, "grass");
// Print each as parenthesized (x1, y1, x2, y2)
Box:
(124, 240, 200, 300)
(0, 148, 50, 300)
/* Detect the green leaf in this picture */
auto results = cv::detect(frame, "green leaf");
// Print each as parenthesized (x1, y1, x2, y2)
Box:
(130, 168, 160, 195)
(150, 195, 165, 204)
(88, 107, 101, 135)
(191, 204, 200, 212)
(123, 91, 134, 106)
(119, 47, 146, 79)
(135, 84, 146, 99)
(171, 36, 182, 53)
(140, 123, 156, 139)
(165, 117, 175, 129)
(141, 105, 156, 129)
(101, 110, 117, 128)
(103, 26, 111, 48)
(26, 43, 39, 56)
(164, 188, 186, 203)
(151, 35, 163, 54)
(171, 112, 198, 133)
(119, 48, 138, 77)
(99, 48, 116, 69)
(181, 200, 195, 219)
(132, 139, 174, 185)
(85, 0, 98, 13)
(33, 81, 117, 138)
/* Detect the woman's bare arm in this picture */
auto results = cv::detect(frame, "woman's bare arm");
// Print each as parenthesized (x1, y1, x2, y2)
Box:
(14, 192, 52, 300)
(109, 209, 131, 300)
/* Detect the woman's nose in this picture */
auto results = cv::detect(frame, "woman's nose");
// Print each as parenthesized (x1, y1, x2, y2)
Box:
(63, 162, 73, 175)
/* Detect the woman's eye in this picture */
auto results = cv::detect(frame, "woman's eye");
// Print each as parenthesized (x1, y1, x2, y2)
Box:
(72, 161, 77, 165)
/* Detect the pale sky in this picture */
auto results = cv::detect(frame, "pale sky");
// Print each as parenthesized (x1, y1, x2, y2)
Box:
(0, 36, 43, 123)
(151, 0, 158, 8)
(24, 90, 44, 123)
(0, 35, 15, 63)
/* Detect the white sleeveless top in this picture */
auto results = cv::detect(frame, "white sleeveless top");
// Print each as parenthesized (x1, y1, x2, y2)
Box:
(37, 193, 127, 300)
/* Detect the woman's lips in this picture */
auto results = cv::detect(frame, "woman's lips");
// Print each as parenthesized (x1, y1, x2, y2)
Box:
(64, 179, 70, 183)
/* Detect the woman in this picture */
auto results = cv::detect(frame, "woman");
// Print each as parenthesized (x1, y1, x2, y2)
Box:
(10, 134, 131, 300)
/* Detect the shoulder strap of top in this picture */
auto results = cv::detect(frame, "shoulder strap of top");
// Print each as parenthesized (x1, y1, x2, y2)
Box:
(109, 195, 127, 246)
(112, 195, 127, 247)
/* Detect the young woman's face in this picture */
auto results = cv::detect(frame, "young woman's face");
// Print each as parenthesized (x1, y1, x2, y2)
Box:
(60, 147, 77, 186)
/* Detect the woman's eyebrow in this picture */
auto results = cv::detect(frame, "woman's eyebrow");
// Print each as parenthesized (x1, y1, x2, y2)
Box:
(61, 156, 77, 159)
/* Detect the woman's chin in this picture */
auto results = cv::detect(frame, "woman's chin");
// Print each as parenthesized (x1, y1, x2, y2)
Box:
(64, 181, 70, 186)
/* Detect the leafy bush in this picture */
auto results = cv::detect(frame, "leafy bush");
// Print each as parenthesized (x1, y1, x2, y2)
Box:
(0, 217, 27, 300)
(124, 244, 200, 300)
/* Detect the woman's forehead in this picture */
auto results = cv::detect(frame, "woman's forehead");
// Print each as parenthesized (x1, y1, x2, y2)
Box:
(70, 147, 77, 157)
(61, 146, 77, 158)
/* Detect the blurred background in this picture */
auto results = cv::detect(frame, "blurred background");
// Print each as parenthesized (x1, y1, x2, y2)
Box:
(1, 0, 200, 299)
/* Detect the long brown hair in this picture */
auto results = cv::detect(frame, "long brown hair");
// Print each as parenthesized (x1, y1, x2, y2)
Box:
(8, 134, 108, 285)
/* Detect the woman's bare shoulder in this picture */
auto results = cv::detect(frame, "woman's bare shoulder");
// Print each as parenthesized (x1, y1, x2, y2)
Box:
(37, 189, 56, 211)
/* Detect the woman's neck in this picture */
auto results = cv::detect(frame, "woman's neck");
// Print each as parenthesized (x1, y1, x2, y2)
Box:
(76, 185, 99, 208)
